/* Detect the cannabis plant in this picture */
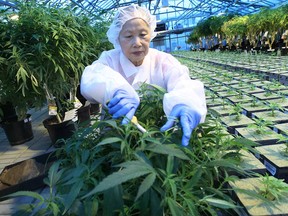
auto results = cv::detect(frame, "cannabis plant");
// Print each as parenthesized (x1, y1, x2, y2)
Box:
(277, 134, 288, 157)
(250, 98, 263, 107)
(1, 1, 111, 121)
(247, 118, 273, 135)
(228, 103, 243, 121)
(267, 102, 284, 117)
(259, 174, 288, 201)
(11, 84, 258, 216)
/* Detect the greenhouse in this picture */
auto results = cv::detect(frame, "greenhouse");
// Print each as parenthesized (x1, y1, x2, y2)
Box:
(0, 0, 288, 215)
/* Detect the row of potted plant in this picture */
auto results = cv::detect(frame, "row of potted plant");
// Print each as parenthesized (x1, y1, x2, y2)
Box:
(178, 53, 288, 215)
(176, 50, 288, 85)
(187, 4, 288, 52)
(179, 52, 288, 177)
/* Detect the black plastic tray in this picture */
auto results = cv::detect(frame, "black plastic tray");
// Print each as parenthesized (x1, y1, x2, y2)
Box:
(0, 151, 56, 201)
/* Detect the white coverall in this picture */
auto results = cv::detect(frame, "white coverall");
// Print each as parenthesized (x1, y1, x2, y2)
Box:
(80, 48, 207, 123)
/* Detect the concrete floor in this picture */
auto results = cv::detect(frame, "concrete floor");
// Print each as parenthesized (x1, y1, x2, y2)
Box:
(0, 107, 55, 215)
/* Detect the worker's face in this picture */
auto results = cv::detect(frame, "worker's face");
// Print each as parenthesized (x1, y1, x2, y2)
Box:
(119, 18, 151, 66)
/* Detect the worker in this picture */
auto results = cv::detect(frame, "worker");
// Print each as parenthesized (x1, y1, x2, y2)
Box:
(80, 4, 207, 146)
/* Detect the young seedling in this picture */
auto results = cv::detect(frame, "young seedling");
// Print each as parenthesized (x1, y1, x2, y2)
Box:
(278, 94, 288, 102)
(264, 90, 273, 97)
(248, 118, 273, 135)
(229, 103, 243, 121)
(226, 87, 235, 95)
(267, 102, 284, 117)
(210, 92, 219, 102)
(266, 80, 283, 91)
(235, 91, 244, 99)
(277, 134, 288, 157)
(248, 84, 256, 91)
(259, 174, 288, 201)
(250, 97, 262, 107)
(237, 80, 245, 87)
(220, 98, 232, 110)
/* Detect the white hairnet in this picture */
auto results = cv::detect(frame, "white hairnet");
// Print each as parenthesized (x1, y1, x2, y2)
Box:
(107, 4, 157, 49)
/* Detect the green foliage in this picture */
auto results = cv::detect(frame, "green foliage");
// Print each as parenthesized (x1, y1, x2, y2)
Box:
(0, 1, 112, 119)
(136, 83, 166, 127)
(229, 103, 243, 121)
(12, 85, 259, 215)
(247, 117, 273, 135)
(259, 174, 288, 201)
(8, 161, 65, 216)
(277, 134, 288, 157)
(222, 15, 249, 38)
(267, 102, 284, 117)
(187, 4, 287, 49)
(246, 5, 288, 48)
(187, 30, 201, 44)
(187, 14, 235, 44)
(209, 15, 235, 36)
(221, 15, 249, 47)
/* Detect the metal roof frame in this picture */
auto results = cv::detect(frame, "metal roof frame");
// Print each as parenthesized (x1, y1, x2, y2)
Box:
(0, 0, 286, 27)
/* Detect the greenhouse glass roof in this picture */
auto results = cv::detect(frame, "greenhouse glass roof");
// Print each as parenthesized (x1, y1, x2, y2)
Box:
(0, 0, 287, 28)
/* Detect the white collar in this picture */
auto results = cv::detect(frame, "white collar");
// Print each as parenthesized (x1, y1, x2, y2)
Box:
(120, 51, 149, 78)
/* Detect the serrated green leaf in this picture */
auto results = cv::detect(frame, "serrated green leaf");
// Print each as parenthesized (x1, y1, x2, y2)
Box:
(30, 74, 38, 87)
(134, 151, 153, 167)
(146, 143, 190, 160)
(115, 160, 154, 170)
(144, 137, 163, 145)
(103, 185, 123, 216)
(206, 159, 239, 169)
(103, 119, 119, 129)
(81, 149, 90, 163)
(90, 157, 106, 172)
(50, 202, 60, 215)
(184, 166, 203, 189)
(97, 137, 122, 146)
(203, 197, 237, 209)
(148, 83, 167, 94)
(61, 166, 86, 185)
(135, 173, 156, 201)
(45, 161, 63, 187)
(63, 180, 84, 214)
(120, 140, 125, 154)
(166, 155, 174, 174)
(83, 198, 99, 216)
(82, 166, 152, 199)
(167, 197, 184, 216)
(183, 197, 199, 216)
(6, 191, 44, 203)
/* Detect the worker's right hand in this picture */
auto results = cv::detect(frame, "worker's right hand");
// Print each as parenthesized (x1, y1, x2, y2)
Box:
(107, 89, 140, 125)
(160, 104, 201, 147)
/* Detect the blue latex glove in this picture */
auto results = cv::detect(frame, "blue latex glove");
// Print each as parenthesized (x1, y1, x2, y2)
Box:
(160, 104, 201, 146)
(107, 89, 140, 125)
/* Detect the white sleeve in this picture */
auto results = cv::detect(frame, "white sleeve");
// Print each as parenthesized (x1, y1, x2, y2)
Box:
(162, 60, 207, 123)
(80, 62, 134, 107)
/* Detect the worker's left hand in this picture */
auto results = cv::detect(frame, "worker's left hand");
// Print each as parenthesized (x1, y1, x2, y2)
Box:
(160, 104, 201, 146)
(107, 89, 140, 125)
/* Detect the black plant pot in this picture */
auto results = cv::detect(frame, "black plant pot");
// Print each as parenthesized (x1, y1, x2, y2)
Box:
(77, 104, 91, 127)
(43, 116, 77, 146)
(90, 103, 100, 115)
(1, 114, 34, 146)
(0, 151, 56, 201)
(0, 102, 17, 122)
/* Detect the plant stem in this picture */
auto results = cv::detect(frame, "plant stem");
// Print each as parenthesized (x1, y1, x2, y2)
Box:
(56, 114, 62, 123)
